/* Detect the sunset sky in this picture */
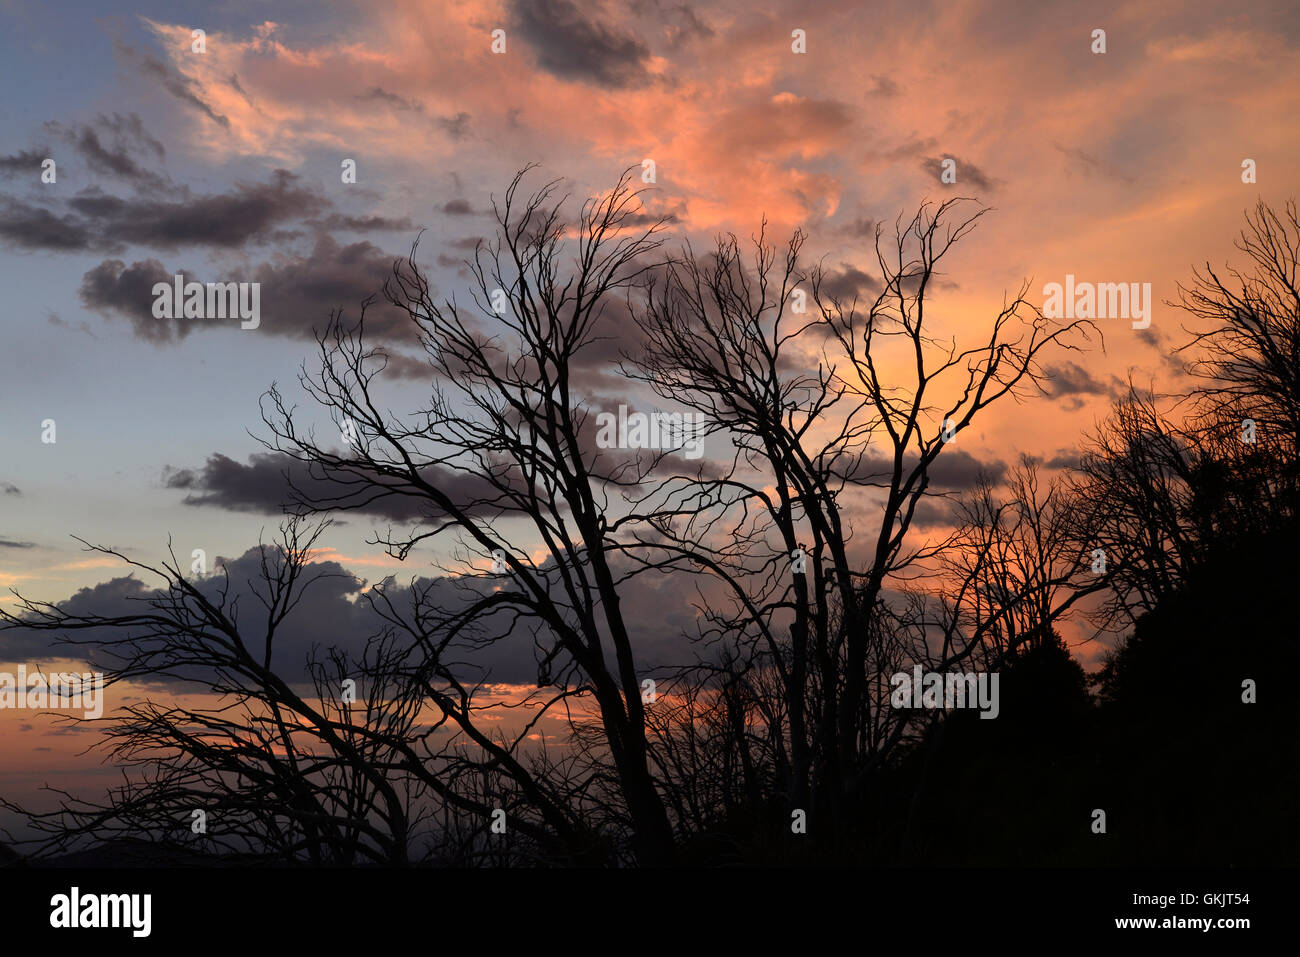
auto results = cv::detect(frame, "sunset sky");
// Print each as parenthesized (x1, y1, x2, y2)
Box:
(1, 0, 1297, 816)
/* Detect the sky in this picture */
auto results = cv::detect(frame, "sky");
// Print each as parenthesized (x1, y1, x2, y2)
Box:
(1, 0, 1297, 814)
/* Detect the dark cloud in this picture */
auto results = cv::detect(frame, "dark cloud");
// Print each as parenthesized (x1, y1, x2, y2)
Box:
(559, 292, 650, 389)
(867, 74, 900, 97)
(0, 197, 92, 251)
(437, 112, 472, 139)
(79, 235, 412, 343)
(357, 86, 424, 112)
(1, 160, 414, 264)
(78, 258, 194, 343)
(850, 447, 1008, 492)
(840, 215, 877, 238)
(163, 451, 508, 522)
(817, 262, 881, 302)
(1, 159, 416, 260)
(0, 538, 35, 548)
(2, 484, 20, 495)
(629, 0, 712, 48)
(250, 234, 409, 340)
(68, 126, 169, 191)
(1043, 449, 1080, 470)
(72, 169, 327, 249)
(902, 495, 961, 530)
(354, 90, 468, 137)
(5, 114, 167, 192)
(313, 213, 415, 232)
(441, 199, 474, 215)
(510, 0, 653, 88)
(95, 112, 165, 156)
(922, 155, 998, 192)
(228, 72, 255, 107)
(0, 149, 49, 175)
(1041, 362, 1124, 412)
(1, 171, 334, 253)
(0, 546, 714, 688)
(1042, 360, 1114, 399)
(663, 3, 713, 47)
(1134, 322, 1176, 371)
(0, 564, 369, 684)
(116, 39, 230, 128)
(926, 447, 1009, 490)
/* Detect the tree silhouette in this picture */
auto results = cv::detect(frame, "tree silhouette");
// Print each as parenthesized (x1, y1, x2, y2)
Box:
(6, 176, 1294, 869)
(259, 166, 682, 864)
(621, 200, 1097, 846)
(0, 520, 438, 864)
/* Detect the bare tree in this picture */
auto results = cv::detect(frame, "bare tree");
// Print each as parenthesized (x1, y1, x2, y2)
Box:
(0, 520, 438, 865)
(945, 455, 1106, 659)
(1067, 201, 1300, 630)
(1177, 199, 1300, 464)
(622, 200, 1098, 844)
(259, 166, 682, 864)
